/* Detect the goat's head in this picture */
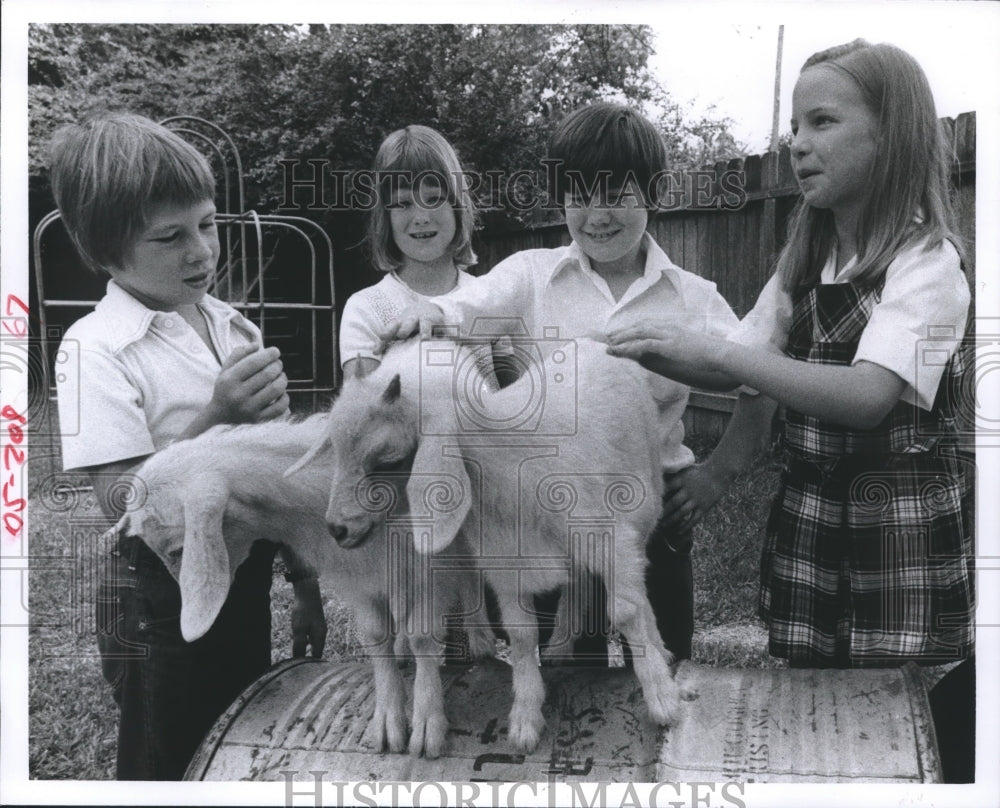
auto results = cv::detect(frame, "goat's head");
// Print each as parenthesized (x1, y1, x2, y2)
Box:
(290, 355, 473, 555)
(112, 456, 258, 642)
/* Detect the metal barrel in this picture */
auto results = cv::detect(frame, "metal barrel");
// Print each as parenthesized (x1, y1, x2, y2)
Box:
(184, 659, 941, 782)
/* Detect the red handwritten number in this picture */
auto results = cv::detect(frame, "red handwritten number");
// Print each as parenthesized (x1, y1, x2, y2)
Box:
(1, 406, 26, 425)
(5, 294, 29, 317)
(2, 404, 28, 540)
(3, 478, 25, 511)
(1, 319, 27, 337)
(2, 295, 29, 336)
(4, 446, 25, 469)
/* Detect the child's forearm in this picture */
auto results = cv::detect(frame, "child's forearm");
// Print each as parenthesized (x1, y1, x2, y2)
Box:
(177, 405, 226, 441)
(279, 545, 326, 659)
(278, 544, 318, 582)
(437, 261, 534, 338)
(659, 393, 776, 530)
(703, 393, 777, 482)
(621, 351, 740, 392)
(715, 342, 906, 429)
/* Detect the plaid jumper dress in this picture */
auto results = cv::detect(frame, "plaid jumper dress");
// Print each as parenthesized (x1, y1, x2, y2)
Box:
(759, 280, 974, 667)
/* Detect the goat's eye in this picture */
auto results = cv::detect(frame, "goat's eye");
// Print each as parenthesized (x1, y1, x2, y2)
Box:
(370, 455, 411, 474)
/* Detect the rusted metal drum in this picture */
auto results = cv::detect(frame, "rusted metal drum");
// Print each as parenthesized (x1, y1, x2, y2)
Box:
(184, 659, 941, 782)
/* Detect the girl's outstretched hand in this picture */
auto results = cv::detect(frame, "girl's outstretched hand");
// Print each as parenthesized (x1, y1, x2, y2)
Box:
(605, 319, 728, 377)
(604, 320, 740, 391)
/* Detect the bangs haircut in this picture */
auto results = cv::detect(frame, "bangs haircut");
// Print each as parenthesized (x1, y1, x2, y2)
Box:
(48, 112, 216, 275)
(547, 103, 667, 209)
(367, 125, 477, 274)
(778, 40, 961, 292)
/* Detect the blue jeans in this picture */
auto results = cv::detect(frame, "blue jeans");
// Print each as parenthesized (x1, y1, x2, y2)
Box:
(96, 535, 275, 780)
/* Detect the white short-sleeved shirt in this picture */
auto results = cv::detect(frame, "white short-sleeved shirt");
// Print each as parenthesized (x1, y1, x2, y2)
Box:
(57, 280, 262, 470)
(433, 233, 742, 471)
(733, 238, 969, 410)
(339, 270, 479, 365)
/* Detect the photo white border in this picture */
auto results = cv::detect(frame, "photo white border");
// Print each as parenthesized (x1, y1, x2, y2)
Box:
(2, 1, 998, 806)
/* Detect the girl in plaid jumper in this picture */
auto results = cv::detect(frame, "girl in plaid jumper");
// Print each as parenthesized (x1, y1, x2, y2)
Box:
(606, 40, 974, 672)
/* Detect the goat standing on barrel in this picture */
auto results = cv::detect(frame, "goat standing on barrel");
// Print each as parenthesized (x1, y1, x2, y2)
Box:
(304, 337, 682, 754)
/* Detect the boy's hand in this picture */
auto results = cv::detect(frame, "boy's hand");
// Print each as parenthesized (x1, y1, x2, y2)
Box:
(660, 463, 728, 530)
(377, 302, 448, 351)
(211, 344, 289, 424)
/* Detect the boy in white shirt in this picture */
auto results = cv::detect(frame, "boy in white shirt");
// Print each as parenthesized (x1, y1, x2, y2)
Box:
(51, 112, 326, 779)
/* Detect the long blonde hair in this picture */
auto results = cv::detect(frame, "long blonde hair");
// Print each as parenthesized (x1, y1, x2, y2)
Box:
(778, 40, 961, 292)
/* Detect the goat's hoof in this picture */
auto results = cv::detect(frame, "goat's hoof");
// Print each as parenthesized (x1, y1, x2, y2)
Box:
(507, 707, 545, 753)
(408, 713, 448, 759)
(644, 680, 682, 727)
(372, 707, 409, 754)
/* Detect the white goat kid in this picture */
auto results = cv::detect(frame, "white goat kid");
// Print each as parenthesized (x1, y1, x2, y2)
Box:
(111, 413, 470, 759)
(311, 337, 681, 753)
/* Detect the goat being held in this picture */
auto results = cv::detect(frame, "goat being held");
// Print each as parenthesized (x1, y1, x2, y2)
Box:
(110, 413, 482, 759)
(304, 337, 682, 754)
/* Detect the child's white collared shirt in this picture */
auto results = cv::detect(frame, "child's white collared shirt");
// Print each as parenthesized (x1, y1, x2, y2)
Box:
(57, 280, 262, 470)
(339, 269, 478, 365)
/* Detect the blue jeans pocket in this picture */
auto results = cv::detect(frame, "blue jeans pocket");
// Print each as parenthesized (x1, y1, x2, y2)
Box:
(96, 546, 186, 705)
(96, 553, 140, 704)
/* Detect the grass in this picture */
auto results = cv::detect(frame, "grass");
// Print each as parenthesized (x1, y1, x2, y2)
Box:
(26, 408, 782, 780)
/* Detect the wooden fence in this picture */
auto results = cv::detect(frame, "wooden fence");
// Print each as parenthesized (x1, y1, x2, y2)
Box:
(473, 112, 977, 439)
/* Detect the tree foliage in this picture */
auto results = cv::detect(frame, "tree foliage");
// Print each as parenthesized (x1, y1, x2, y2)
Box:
(29, 23, 744, 226)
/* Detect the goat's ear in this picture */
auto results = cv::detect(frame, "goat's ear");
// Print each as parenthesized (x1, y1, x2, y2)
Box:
(178, 482, 234, 641)
(382, 374, 402, 404)
(406, 434, 471, 554)
(285, 436, 329, 477)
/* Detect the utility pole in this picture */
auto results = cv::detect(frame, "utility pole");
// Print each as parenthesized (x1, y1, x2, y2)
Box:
(770, 24, 784, 156)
